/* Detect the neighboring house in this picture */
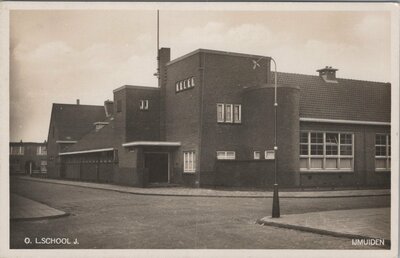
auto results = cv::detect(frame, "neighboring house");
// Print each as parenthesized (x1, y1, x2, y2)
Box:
(46, 101, 106, 178)
(9, 141, 48, 176)
(49, 48, 391, 188)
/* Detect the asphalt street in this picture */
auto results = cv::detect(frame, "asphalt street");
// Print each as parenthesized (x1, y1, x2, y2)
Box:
(10, 179, 390, 249)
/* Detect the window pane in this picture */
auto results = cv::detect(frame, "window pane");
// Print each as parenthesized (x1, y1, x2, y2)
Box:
(376, 134, 386, 145)
(300, 158, 308, 169)
(191, 77, 195, 86)
(326, 145, 338, 155)
(234, 105, 241, 123)
(300, 144, 308, 155)
(311, 133, 323, 143)
(340, 134, 352, 144)
(310, 145, 323, 155)
(340, 158, 352, 169)
(300, 132, 308, 143)
(340, 145, 352, 156)
(326, 158, 338, 169)
(376, 146, 386, 156)
(217, 104, 224, 122)
(225, 105, 232, 122)
(310, 158, 323, 169)
(375, 159, 386, 169)
(326, 133, 338, 144)
(254, 151, 260, 160)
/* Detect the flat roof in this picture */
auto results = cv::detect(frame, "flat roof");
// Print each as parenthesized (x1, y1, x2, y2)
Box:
(167, 48, 269, 66)
(122, 141, 181, 147)
(113, 85, 159, 93)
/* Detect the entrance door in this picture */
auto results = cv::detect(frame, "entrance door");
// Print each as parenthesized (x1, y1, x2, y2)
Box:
(145, 153, 169, 183)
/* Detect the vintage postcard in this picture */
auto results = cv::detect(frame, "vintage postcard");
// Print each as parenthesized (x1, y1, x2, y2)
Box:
(0, 2, 398, 258)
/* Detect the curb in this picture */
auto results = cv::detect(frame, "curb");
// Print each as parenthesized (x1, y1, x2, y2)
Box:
(11, 212, 70, 222)
(16, 177, 391, 199)
(256, 219, 391, 249)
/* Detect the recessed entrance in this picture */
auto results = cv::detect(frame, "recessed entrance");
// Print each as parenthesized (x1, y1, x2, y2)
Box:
(145, 153, 169, 183)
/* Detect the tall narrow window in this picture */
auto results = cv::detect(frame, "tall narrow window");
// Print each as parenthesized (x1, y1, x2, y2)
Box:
(217, 104, 225, 122)
(234, 105, 241, 123)
(225, 104, 233, 123)
(184, 151, 195, 173)
(253, 151, 261, 160)
(191, 77, 195, 86)
(375, 133, 390, 170)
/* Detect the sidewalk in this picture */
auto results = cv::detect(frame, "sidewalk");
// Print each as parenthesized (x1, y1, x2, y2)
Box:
(10, 193, 68, 221)
(17, 176, 390, 198)
(258, 207, 390, 247)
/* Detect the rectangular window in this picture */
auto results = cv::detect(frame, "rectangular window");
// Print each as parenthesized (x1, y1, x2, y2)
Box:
(191, 77, 195, 86)
(300, 131, 354, 171)
(225, 104, 233, 123)
(217, 104, 225, 122)
(139, 100, 149, 110)
(375, 133, 390, 171)
(254, 151, 261, 160)
(175, 82, 179, 92)
(40, 160, 47, 173)
(10, 146, 24, 155)
(217, 151, 236, 160)
(234, 105, 241, 123)
(37, 146, 47, 155)
(183, 151, 195, 173)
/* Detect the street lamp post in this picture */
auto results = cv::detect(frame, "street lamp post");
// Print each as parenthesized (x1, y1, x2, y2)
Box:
(252, 56, 280, 218)
(270, 57, 280, 218)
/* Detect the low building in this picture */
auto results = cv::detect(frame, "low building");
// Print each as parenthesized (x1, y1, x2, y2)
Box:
(9, 141, 47, 176)
(48, 48, 391, 188)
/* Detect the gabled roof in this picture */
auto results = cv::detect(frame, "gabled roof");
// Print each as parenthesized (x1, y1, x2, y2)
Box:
(49, 104, 106, 141)
(62, 118, 116, 153)
(272, 72, 391, 123)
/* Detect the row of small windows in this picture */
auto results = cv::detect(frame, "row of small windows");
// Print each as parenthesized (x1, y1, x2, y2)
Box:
(116, 100, 149, 112)
(217, 104, 241, 123)
(10, 146, 47, 156)
(176, 77, 195, 92)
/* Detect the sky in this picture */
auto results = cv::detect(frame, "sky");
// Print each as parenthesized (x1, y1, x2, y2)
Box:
(9, 9, 391, 142)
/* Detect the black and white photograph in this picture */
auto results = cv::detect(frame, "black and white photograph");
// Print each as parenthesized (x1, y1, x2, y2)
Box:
(1, 2, 399, 258)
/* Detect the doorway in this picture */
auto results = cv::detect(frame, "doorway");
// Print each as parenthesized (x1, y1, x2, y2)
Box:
(144, 153, 169, 183)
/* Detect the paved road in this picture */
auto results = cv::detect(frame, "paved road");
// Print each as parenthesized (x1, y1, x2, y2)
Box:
(10, 179, 390, 249)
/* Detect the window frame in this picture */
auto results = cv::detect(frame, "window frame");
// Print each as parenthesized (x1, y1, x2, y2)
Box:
(37, 146, 47, 155)
(10, 146, 24, 155)
(300, 131, 354, 172)
(217, 103, 225, 123)
(183, 151, 196, 173)
(375, 133, 391, 171)
(139, 100, 149, 110)
(234, 104, 242, 123)
(216, 151, 236, 160)
(253, 151, 261, 160)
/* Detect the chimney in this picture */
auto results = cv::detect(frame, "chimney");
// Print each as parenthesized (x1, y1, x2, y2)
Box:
(158, 47, 170, 140)
(104, 100, 114, 117)
(317, 66, 338, 83)
(76, 99, 80, 105)
(158, 48, 171, 88)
